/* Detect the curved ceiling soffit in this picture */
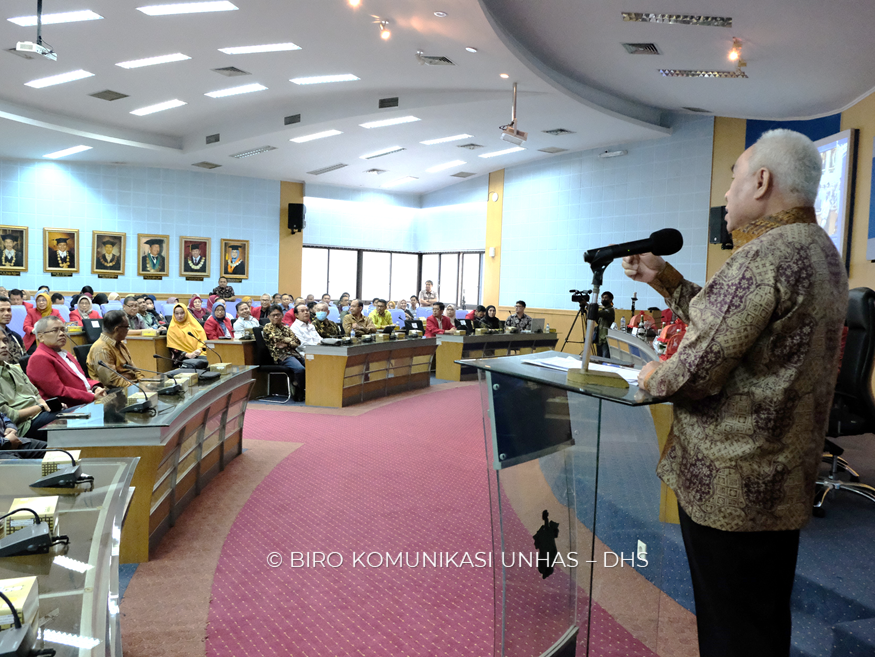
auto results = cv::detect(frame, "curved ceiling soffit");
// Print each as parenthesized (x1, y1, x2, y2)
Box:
(477, 0, 671, 136)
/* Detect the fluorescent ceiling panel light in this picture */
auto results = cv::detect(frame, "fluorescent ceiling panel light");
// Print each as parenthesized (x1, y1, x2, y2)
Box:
(290, 74, 359, 85)
(290, 129, 342, 143)
(220, 42, 300, 54)
(25, 69, 94, 88)
(426, 159, 466, 173)
(136, 1, 238, 16)
(478, 146, 525, 158)
(205, 82, 267, 97)
(43, 145, 92, 159)
(116, 53, 190, 68)
(360, 115, 420, 129)
(622, 12, 732, 27)
(230, 145, 277, 158)
(659, 69, 747, 78)
(8, 10, 103, 26)
(420, 134, 472, 145)
(130, 99, 187, 116)
(360, 146, 404, 159)
(381, 176, 417, 188)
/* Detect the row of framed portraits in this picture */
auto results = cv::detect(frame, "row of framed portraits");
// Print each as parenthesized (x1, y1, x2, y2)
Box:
(0, 227, 250, 279)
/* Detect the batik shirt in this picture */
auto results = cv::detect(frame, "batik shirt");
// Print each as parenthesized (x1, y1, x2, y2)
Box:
(505, 313, 532, 331)
(313, 318, 341, 338)
(644, 207, 848, 532)
(262, 322, 301, 364)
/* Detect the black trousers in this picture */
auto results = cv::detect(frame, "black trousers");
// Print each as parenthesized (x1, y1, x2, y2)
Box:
(678, 505, 800, 657)
(24, 411, 59, 442)
(597, 342, 611, 359)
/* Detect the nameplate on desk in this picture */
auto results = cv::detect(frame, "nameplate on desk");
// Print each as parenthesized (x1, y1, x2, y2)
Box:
(51, 272, 73, 277)
(141, 329, 159, 337)
(97, 274, 118, 279)
(0, 270, 20, 276)
(208, 362, 232, 373)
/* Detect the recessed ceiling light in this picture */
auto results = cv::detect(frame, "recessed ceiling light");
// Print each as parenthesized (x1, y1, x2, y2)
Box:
(219, 42, 301, 55)
(361, 146, 405, 160)
(434, 11, 447, 17)
(348, 0, 361, 6)
(290, 130, 342, 144)
(360, 115, 420, 129)
(116, 53, 190, 69)
(230, 145, 277, 158)
(130, 99, 187, 116)
(205, 82, 267, 98)
(478, 146, 525, 158)
(43, 145, 92, 159)
(465, 47, 477, 53)
(659, 69, 747, 78)
(499, 73, 509, 79)
(426, 159, 466, 173)
(136, 1, 238, 16)
(381, 176, 417, 188)
(290, 74, 359, 85)
(8, 10, 102, 26)
(420, 134, 472, 145)
(25, 69, 94, 88)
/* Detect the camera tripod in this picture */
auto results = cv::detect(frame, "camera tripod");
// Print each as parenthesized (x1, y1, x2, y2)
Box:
(560, 290, 593, 355)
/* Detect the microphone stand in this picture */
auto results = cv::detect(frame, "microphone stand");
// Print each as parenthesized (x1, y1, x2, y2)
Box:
(123, 364, 182, 395)
(96, 361, 155, 412)
(187, 332, 221, 362)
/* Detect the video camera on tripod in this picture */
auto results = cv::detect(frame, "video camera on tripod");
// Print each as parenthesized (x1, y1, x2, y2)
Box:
(569, 289, 591, 305)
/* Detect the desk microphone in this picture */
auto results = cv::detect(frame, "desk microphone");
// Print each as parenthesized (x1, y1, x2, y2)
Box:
(153, 354, 220, 381)
(0, 589, 36, 654)
(122, 363, 183, 395)
(19, 447, 94, 490)
(0, 507, 69, 557)
(187, 332, 222, 362)
(96, 360, 155, 412)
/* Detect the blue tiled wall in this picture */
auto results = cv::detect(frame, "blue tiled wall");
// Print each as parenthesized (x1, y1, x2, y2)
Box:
(500, 115, 714, 310)
(0, 160, 280, 296)
(419, 177, 488, 252)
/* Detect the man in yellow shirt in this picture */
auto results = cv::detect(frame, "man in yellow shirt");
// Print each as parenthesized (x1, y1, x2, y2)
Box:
(342, 300, 376, 335)
(87, 310, 146, 389)
(369, 299, 395, 329)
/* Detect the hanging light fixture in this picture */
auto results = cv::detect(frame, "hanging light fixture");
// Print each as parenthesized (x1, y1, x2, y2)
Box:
(379, 19, 390, 40)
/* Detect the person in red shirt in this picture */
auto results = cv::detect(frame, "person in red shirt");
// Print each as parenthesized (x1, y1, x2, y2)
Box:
(425, 302, 456, 338)
(282, 307, 297, 326)
(27, 316, 106, 405)
(204, 303, 234, 340)
(69, 295, 101, 326)
(23, 292, 62, 352)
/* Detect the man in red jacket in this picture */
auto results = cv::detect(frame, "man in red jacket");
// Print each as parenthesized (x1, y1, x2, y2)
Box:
(27, 316, 106, 406)
(425, 302, 456, 338)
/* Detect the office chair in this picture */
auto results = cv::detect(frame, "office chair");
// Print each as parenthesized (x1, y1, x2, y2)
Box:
(18, 355, 29, 374)
(814, 287, 875, 516)
(82, 318, 103, 344)
(73, 344, 91, 374)
(252, 326, 291, 403)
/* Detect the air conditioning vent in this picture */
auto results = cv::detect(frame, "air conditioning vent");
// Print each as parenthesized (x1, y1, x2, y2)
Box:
(192, 161, 221, 169)
(284, 114, 301, 125)
(364, 168, 387, 174)
(682, 106, 711, 113)
(622, 42, 661, 55)
(457, 143, 484, 150)
(539, 147, 569, 154)
(90, 90, 129, 101)
(212, 66, 250, 77)
(230, 146, 277, 159)
(542, 128, 575, 136)
(417, 54, 455, 66)
(206, 134, 220, 145)
(307, 163, 348, 175)
(379, 97, 399, 109)
(450, 172, 476, 178)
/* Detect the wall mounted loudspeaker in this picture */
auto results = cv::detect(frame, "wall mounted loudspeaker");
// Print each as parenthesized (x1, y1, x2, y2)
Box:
(288, 203, 305, 234)
(708, 205, 733, 250)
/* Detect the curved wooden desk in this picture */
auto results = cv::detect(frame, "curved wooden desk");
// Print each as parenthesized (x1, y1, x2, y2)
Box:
(435, 332, 558, 381)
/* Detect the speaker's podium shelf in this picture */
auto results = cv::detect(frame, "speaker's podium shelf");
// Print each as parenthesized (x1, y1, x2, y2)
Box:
(460, 351, 667, 657)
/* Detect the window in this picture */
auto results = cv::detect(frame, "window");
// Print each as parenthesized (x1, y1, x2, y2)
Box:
(421, 254, 439, 298)
(301, 247, 328, 297)
(461, 252, 482, 308)
(328, 249, 357, 300)
(361, 251, 391, 302)
(439, 253, 459, 306)
(389, 253, 418, 303)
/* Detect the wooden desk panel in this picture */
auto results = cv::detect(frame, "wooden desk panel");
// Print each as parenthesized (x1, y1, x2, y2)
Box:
(126, 336, 172, 372)
(207, 339, 256, 365)
(435, 333, 559, 381)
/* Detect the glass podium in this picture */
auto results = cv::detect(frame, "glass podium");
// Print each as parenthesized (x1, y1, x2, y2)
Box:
(463, 351, 669, 657)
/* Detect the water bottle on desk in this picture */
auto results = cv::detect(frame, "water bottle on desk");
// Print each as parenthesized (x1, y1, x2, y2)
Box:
(350, 329, 356, 340)
(620, 316, 626, 331)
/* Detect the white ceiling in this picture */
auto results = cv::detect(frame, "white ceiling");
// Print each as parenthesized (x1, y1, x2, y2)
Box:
(0, 0, 869, 194)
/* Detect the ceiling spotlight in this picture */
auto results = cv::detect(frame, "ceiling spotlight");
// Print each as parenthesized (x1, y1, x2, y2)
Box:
(348, 0, 360, 6)
(434, 11, 447, 18)
(500, 73, 509, 79)
(465, 47, 477, 53)
(371, 17, 391, 40)
(728, 37, 746, 68)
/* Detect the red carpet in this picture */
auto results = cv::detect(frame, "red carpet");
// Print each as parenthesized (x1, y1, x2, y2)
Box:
(205, 385, 661, 656)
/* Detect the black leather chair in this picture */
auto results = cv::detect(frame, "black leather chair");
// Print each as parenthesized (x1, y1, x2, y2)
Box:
(252, 326, 291, 403)
(73, 344, 91, 374)
(814, 287, 875, 516)
(18, 355, 29, 374)
(82, 318, 103, 344)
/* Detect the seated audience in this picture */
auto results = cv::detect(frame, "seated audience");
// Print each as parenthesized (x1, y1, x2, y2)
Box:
(321, 293, 333, 306)
(342, 299, 376, 335)
(143, 297, 167, 329)
(188, 295, 208, 324)
(305, 294, 316, 305)
(0, 297, 25, 364)
(80, 285, 94, 297)
(233, 301, 260, 339)
(205, 303, 234, 340)
(312, 303, 341, 338)
(280, 294, 294, 313)
(107, 292, 121, 301)
(251, 294, 272, 320)
(409, 296, 419, 314)
(369, 299, 394, 328)
(211, 277, 235, 300)
(70, 295, 101, 326)
(505, 300, 532, 331)
(123, 296, 145, 335)
(398, 298, 414, 322)
(469, 305, 489, 328)
(0, 334, 56, 451)
(87, 310, 146, 389)
(136, 296, 165, 334)
(9, 289, 32, 309)
(23, 292, 62, 352)
(28, 316, 106, 406)
(262, 304, 306, 401)
(50, 292, 65, 306)
(338, 292, 350, 308)
(282, 306, 297, 326)
(483, 305, 501, 330)
(37, 286, 50, 294)
(426, 302, 455, 337)
(206, 294, 220, 312)
(92, 292, 109, 306)
(292, 305, 323, 347)
(445, 304, 463, 329)
(387, 301, 396, 309)
(166, 304, 209, 368)
(419, 280, 437, 306)
(0, 287, 6, 298)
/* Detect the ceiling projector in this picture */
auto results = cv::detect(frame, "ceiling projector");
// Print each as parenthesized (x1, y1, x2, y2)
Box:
(500, 125, 528, 146)
(16, 41, 56, 61)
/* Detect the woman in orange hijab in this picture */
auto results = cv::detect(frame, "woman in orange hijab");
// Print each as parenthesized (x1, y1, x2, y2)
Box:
(166, 303, 208, 367)
(23, 292, 62, 352)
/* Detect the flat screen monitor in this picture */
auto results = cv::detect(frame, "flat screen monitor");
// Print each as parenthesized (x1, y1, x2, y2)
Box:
(814, 128, 857, 265)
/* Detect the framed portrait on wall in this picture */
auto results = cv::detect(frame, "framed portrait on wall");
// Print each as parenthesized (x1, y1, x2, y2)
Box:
(0, 226, 28, 273)
(220, 238, 249, 280)
(92, 231, 126, 275)
(44, 228, 80, 274)
(179, 236, 210, 278)
(137, 233, 170, 277)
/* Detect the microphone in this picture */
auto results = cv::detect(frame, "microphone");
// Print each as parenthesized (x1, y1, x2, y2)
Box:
(155, 349, 220, 382)
(122, 363, 183, 395)
(5, 447, 94, 489)
(584, 228, 683, 267)
(0, 507, 67, 558)
(187, 331, 221, 362)
(96, 360, 154, 413)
